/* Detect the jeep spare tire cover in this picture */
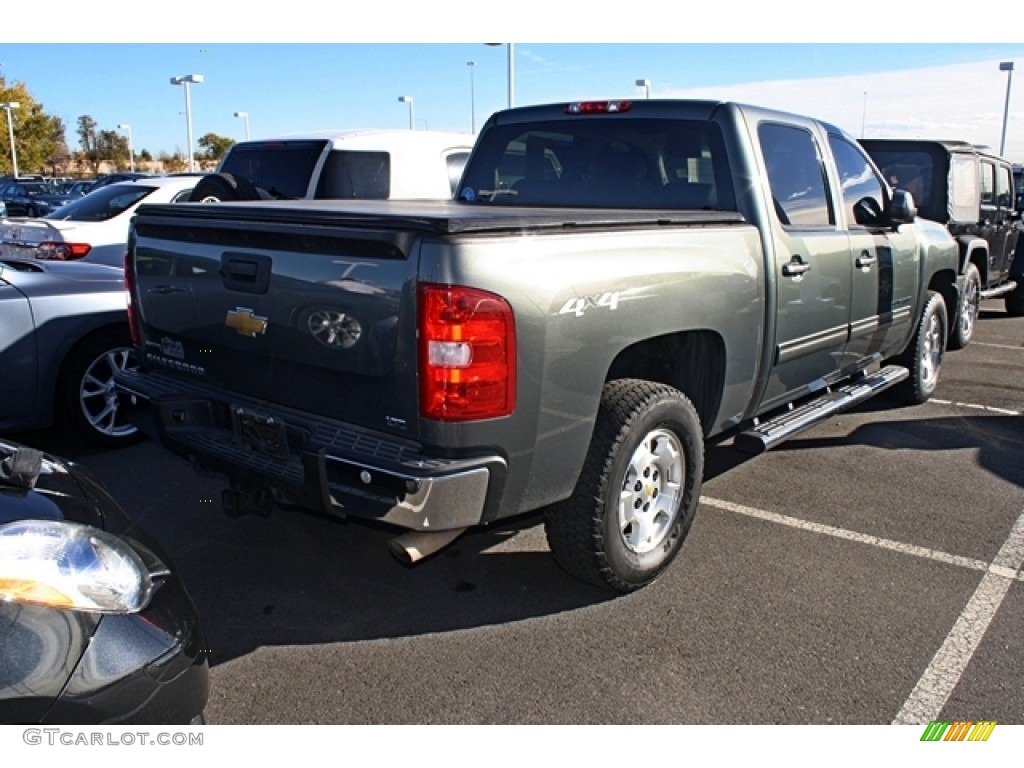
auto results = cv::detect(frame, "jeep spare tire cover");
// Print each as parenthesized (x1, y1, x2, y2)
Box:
(189, 173, 262, 202)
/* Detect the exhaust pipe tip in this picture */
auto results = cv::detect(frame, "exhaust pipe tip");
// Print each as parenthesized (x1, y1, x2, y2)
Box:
(389, 527, 468, 565)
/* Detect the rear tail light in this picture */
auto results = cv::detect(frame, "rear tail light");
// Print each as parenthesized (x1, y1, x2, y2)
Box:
(418, 283, 516, 421)
(36, 241, 91, 260)
(124, 248, 140, 346)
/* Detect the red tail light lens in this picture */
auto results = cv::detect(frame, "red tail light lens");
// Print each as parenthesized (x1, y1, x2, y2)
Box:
(418, 283, 516, 421)
(37, 241, 91, 260)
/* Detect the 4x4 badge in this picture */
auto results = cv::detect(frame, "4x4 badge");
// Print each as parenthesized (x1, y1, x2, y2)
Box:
(226, 307, 268, 337)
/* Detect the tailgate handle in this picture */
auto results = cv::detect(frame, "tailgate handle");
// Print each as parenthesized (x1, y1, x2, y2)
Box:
(220, 253, 271, 294)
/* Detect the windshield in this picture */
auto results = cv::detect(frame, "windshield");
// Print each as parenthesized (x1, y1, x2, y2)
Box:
(42, 184, 156, 222)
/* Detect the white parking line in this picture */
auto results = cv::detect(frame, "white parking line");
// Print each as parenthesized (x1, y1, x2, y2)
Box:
(699, 496, 1024, 724)
(969, 341, 1024, 351)
(892, 513, 1024, 724)
(930, 398, 1023, 416)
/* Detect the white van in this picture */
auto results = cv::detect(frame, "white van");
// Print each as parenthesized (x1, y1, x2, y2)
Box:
(190, 129, 476, 203)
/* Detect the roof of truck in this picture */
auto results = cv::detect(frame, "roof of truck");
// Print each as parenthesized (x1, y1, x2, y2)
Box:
(233, 129, 476, 150)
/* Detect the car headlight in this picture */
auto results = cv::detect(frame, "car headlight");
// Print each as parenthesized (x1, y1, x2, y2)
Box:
(0, 519, 154, 613)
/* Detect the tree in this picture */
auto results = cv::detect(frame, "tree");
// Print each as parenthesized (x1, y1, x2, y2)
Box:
(197, 133, 235, 167)
(158, 150, 188, 174)
(0, 77, 67, 176)
(75, 116, 129, 172)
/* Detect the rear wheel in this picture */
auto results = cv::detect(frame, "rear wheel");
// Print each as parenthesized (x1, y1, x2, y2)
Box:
(543, 379, 703, 593)
(894, 290, 947, 404)
(948, 262, 980, 350)
(56, 328, 142, 448)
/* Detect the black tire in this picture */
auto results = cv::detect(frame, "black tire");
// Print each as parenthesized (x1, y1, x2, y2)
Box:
(1005, 283, 1024, 317)
(188, 173, 262, 202)
(893, 290, 947, 405)
(948, 262, 980, 350)
(56, 328, 142, 449)
(543, 379, 704, 593)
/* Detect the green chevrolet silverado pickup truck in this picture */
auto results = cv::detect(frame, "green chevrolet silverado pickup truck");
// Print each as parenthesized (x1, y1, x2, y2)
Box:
(116, 99, 960, 593)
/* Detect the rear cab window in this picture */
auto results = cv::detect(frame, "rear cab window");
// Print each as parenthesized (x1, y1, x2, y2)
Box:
(218, 140, 328, 199)
(457, 118, 736, 210)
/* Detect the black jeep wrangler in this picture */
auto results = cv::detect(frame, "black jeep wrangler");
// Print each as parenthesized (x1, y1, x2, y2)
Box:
(862, 139, 1024, 348)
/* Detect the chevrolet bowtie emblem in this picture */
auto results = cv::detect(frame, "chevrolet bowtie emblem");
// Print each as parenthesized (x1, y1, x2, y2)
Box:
(225, 308, 268, 337)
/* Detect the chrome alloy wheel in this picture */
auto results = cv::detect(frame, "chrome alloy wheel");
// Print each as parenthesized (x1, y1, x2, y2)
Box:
(919, 309, 943, 390)
(78, 346, 138, 439)
(617, 428, 685, 555)
(959, 272, 979, 342)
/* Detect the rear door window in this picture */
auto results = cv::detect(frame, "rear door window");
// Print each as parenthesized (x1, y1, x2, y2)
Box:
(758, 123, 833, 227)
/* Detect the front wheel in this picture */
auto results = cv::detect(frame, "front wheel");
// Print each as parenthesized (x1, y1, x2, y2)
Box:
(543, 379, 704, 593)
(948, 262, 980, 350)
(56, 328, 142, 448)
(893, 290, 947, 405)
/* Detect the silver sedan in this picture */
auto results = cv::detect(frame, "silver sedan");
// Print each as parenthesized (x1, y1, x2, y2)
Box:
(0, 257, 138, 447)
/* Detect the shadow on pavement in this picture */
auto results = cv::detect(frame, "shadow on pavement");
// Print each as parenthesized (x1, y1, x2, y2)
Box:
(9, 428, 615, 669)
(774, 410, 1024, 489)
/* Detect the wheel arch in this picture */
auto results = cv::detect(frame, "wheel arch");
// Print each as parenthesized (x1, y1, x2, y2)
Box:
(958, 235, 990, 285)
(52, 322, 133, 407)
(605, 329, 726, 437)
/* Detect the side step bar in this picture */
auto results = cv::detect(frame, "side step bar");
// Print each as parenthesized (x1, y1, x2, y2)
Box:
(734, 365, 909, 455)
(980, 279, 1017, 301)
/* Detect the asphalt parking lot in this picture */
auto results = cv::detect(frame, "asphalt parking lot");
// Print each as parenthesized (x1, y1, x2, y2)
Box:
(13, 298, 1024, 725)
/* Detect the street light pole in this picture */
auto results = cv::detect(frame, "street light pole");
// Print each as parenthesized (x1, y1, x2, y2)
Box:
(467, 60, 477, 133)
(485, 43, 514, 108)
(117, 123, 134, 172)
(398, 96, 414, 130)
(635, 79, 651, 99)
(170, 74, 204, 172)
(0, 101, 20, 177)
(861, 91, 868, 138)
(234, 111, 250, 140)
(999, 62, 1014, 157)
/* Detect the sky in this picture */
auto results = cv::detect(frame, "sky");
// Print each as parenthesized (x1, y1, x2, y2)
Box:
(2, 6, 1024, 163)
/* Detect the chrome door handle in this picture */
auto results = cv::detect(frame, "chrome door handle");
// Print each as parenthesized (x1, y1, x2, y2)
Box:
(782, 257, 811, 277)
(855, 253, 876, 269)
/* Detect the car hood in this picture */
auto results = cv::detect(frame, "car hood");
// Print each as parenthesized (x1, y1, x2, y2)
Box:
(0, 440, 107, 530)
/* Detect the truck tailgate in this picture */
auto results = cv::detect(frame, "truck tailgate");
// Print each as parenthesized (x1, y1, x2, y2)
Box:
(130, 205, 421, 438)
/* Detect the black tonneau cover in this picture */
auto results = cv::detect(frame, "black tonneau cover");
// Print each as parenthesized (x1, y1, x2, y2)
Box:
(135, 199, 745, 235)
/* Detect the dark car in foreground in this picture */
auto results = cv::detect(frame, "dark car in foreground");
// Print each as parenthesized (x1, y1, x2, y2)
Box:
(0, 439, 208, 723)
(0, 258, 139, 447)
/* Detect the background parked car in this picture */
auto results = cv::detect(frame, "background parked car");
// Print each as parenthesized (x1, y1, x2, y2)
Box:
(191, 129, 475, 202)
(0, 180, 78, 217)
(60, 179, 96, 197)
(86, 172, 153, 193)
(0, 257, 138, 447)
(0, 438, 208, 724)
(0, 175, 204, 267)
